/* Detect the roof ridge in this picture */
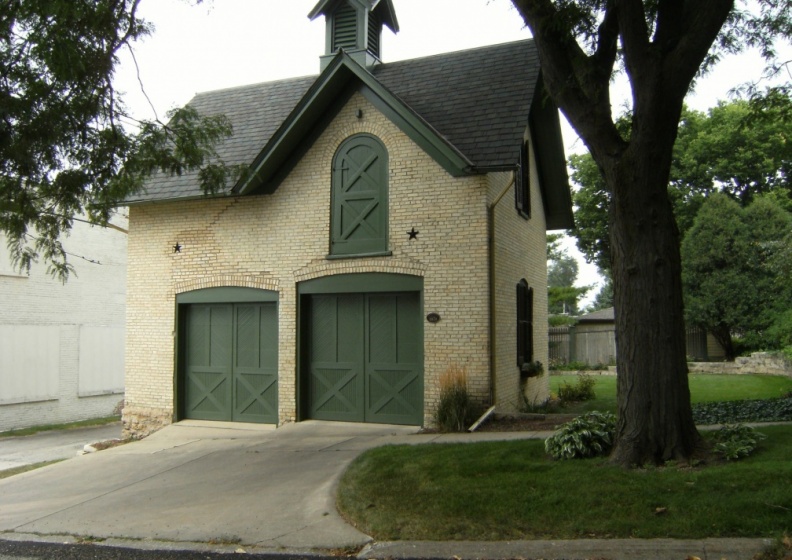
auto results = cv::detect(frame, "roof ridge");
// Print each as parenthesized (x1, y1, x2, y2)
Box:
(382, 38, 534, 67)
(191, 73, 318, 99)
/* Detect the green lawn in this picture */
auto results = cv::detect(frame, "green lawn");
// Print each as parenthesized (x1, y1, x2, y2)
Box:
(0, 460, 64, 480)
(549, 374, 792, 414)
(337, 425, 792, 541)
(0, 416, 120, 439)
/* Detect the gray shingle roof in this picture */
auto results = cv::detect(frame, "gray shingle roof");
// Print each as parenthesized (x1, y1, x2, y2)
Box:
(128, 40, 542, 203)
(373, 40, 539, 170)
(578, 307, 615, 323)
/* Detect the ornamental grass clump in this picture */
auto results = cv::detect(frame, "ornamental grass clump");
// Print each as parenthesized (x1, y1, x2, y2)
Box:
(545, 411, 617, 460)
(434, 364, 472, 432)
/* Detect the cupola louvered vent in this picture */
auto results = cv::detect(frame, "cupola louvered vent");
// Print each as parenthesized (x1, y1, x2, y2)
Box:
(367, 11, 381, 58)
(332, 4, 357, 52)
(310, 0, 398, 71)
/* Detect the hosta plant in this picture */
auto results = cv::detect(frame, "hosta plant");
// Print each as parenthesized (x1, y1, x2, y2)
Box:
(545, 412, 616, 460)
(710, 424, 767, 461)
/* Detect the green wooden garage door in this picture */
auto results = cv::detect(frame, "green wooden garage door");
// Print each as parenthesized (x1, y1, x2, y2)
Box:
(305, 292, 422, 425)
(184, 303, 278, 423)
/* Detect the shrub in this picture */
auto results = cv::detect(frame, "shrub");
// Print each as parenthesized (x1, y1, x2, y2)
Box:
(557, 373, 597, 403)
(545, 411, 617, 460)
(709, 424, 767, 461)
(434, 364, 473, 432)
(692, 397, 792, 425)
(521, 394, 562, 414)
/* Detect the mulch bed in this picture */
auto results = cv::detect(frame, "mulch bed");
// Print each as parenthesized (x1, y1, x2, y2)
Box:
(418, 412, 578, 434)
(472, 412, 577, 432)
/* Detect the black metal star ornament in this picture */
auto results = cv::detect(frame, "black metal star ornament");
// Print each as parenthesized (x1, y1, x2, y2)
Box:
(407, 227, 419, 240)
(173, 243, 182, 253)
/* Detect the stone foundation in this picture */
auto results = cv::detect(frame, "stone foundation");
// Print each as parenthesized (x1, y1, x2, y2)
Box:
(687, 352, 791, 377)
(551, 352, 792, 378)
(122, 406, 173, 439)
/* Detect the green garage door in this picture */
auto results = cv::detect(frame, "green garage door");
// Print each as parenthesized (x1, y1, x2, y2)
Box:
(184, 303, 278, 423)
(305, 292, 422, 425)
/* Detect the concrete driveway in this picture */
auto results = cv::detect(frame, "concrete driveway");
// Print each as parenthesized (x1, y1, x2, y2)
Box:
(0, 420, 424, 551)
(0, 423, 123, 471)
(0, 421, 775, 560)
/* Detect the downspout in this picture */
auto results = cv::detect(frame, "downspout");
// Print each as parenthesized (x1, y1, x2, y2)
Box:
(487, 171, 517, 408)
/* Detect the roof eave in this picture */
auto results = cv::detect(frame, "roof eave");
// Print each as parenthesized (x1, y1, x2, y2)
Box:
(235, 51, 473, 196)
(308, 0, 399, 32)
(529, 76, 575, 232)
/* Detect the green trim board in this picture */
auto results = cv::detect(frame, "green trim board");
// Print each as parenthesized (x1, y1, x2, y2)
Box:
(235, 51, 473, 196)
(528, 75, 574, 230)
(358, 84, 473, 177)
(298, 272, 422, 294)
(176, 287, 279, 304)
(308, 0, 399, 33)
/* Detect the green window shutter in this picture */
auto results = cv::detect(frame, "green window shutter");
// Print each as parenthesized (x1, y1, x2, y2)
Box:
(515, 141, 531, 219)
(331, 134, 389, 256)
(517, 279, 534, 368)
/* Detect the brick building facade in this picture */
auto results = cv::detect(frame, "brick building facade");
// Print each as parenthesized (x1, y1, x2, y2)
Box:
(122, 1, 572, 437)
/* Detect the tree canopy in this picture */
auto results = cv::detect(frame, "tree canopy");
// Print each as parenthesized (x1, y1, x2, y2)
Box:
(0, 0, 236, 279)
(547, 237, 591, 317)
(681, 194, 792, 359)
(570, 98, 792, 273)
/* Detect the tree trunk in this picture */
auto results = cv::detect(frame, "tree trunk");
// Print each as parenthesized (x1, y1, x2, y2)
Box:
(604, 141, 707, 467)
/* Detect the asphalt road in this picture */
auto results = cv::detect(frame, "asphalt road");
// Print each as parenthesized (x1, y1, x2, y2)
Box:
(0, 540, 332, 560)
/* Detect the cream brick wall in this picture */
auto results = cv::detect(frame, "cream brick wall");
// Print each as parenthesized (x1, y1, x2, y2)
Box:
(488, 138, 549, 412)
(124, 92, 494, 435)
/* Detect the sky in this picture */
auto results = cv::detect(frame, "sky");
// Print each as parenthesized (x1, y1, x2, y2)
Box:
(114, 0, 789, 306)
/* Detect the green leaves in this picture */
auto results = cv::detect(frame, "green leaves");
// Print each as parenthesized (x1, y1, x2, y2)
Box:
(0, 0, 236, 280)
(709, 424, 767, 461)
(545, 411, 616, 460)
(681, 194, 792, 356)
(692, 397, 792, 425)
(570, 98, 792, 274)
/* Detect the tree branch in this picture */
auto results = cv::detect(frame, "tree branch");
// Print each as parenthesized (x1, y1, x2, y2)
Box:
(511, 0, 626, 160)
(661, 0, 734, 99)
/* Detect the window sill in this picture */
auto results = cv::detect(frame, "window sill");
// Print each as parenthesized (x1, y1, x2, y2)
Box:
(326, 251, 393, 260)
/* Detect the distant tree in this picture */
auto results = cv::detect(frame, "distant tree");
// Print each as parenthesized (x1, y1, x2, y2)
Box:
(547, 238, 591, 316)
(587, 271, 614, 312)
(682, 194, 792, 359)
(570, 99, 792, 273)
(0, 0, 236, 279)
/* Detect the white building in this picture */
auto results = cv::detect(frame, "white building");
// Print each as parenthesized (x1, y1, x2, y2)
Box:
(0, 214, 127, 432)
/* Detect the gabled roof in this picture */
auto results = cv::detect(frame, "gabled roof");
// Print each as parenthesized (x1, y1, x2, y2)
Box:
(127, 39, 573, 229)
(308, 0, 399, 33)
(578, 307, 615, 323)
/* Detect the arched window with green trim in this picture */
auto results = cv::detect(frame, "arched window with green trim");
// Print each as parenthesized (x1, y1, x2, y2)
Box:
(330, 134, 389, 257)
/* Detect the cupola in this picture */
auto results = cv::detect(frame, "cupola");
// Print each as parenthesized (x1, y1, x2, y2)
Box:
(309, 0, 399, 71)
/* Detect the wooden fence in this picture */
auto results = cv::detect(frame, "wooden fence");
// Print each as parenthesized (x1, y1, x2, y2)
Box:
(549, 325, 709, 367)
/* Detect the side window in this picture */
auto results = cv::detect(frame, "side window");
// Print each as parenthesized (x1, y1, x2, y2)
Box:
(330, 134, 389, 257)
(515, 141, 530, 219)
(516, 279, 534, 368)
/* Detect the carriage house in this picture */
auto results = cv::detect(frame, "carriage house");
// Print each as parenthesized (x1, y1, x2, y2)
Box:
(122, 0, 573, 437)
